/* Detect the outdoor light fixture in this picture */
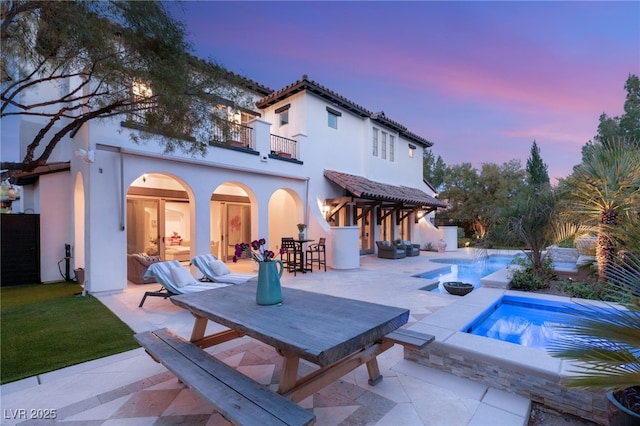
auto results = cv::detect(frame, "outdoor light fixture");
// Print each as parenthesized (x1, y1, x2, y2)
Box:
(142, 174, 147, 183)
(322, 203, 330, 220)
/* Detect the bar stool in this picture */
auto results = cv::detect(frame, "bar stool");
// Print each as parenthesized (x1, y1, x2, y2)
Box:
(280, 237, 301, 276)
(306, 237, 326, 272)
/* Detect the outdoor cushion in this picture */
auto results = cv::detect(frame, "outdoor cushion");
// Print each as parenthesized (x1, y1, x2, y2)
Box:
(190, 254, 257, 284)
(208, 259, 231, 276)
(170, 266, 197, 288)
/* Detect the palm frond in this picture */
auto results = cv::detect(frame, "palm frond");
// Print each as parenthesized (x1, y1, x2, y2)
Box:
(548, 252, 640, 390)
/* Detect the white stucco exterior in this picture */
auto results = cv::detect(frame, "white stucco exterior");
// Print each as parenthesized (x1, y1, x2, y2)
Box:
(5, 71, 445, 292)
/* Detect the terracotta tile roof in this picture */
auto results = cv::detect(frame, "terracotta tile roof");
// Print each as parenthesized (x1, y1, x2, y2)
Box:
(256, 75, 372, 117)
(324, 170, 446, 208)
(257, 75, 433, 147)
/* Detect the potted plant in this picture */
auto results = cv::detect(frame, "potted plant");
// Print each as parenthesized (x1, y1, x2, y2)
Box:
(548, 253, 640, 425)
(296, 223, 307, 240)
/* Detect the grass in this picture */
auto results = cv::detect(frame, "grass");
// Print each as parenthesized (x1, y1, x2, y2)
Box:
(1, 282, 138, 384)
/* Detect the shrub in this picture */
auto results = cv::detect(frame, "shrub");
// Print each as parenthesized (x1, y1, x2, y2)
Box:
(557, 280, 612, 300)
(509, 255, 554, 291)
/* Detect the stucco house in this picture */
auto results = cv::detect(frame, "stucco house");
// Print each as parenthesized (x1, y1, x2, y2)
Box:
(7, 69, 446, 293)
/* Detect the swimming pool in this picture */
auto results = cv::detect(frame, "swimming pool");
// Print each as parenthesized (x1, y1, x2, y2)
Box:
(462, 295, 584, 348)
(418, 255, 518, 290)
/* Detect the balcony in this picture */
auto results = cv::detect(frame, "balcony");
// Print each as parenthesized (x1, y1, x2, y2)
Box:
(210, 122, 255, 151)
(269, 134, 298, 161)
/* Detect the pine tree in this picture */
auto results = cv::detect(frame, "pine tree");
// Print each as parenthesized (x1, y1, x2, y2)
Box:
(526, 141, 550, 190)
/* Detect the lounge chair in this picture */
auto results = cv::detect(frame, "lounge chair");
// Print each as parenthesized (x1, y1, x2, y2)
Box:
(139, 260, 229, 307)
(190, 254, 257, 284)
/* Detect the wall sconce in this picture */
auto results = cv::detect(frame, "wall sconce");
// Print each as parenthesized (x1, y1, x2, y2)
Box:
(7, 186, 17, 200)
(322, 203, 330, 220)
(142, 174, 147, 183)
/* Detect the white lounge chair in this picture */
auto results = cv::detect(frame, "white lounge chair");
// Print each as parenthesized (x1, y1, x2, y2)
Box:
(138, 260, 228, 307)
(191, 254, 257, 285)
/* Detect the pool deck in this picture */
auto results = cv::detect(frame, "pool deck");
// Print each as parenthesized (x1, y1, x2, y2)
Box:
(1, 248, 601, 425)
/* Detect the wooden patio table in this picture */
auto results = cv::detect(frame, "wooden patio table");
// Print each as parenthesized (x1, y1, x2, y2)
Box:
(171, 283, 410, 403)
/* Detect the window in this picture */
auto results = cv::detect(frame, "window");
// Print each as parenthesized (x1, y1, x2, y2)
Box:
(132, 81, 153, 99)
(275, 104, 290, 127)
(326, 107, 341, 129)
(211, 104, 255, 147)
(130, 81, 156, 123)
(372, 128, 379, 156)
(389, 135, 395, 162)
(408, 143, 416, 158)
(279, 110, 289, 126)
(328, 112, 338, 129)
(381, 131, 387, 160)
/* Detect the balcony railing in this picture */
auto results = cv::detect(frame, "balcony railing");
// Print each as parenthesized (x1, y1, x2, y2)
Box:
(270, 134, 298, 159)
(211, 122, 255, 150)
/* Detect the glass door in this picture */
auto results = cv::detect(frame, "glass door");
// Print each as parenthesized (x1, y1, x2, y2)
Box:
(224, 204, 250, 261)
(357, 206, 373, 255)
(126, 198, 160, 256)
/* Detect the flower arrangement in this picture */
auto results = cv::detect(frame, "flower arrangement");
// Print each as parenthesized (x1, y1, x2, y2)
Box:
(296, 223, 307, 232)
(233, 238, 284, 263)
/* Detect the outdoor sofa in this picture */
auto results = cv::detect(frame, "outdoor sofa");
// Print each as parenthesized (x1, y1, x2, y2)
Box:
(127, 253, 160, 284)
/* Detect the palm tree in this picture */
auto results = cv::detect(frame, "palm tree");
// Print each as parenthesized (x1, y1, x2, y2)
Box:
(503, 189, 556, 274)
(548, 213, 640, 418)
(547, 253, 640, 417)
(564, 137, 640, 282)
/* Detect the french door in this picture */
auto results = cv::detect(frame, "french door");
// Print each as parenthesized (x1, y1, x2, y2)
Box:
(357, 206, 373, 255)
(223, 203, 250, 261)
(126, 198, 162, 256)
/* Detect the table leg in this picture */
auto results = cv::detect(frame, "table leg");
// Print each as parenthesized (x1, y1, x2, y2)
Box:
(280, 340, 394, 402)
(190, 315, 208, 342)
(366, 358, 383, 385)
(278, 355, 300, 394)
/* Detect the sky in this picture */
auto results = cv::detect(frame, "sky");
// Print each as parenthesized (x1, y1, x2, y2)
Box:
(168, 0, 640, 184)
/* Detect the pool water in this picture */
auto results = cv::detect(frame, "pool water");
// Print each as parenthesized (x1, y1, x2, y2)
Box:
(463, 296, 579, 348)
(418, 255, 518, 289)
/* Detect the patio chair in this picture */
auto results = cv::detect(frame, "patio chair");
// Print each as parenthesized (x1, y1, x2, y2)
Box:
(190, 254, 257, 284)
(402, 240, 420, 257)
(138, 260, 229, 307)
(376, 241, 406, 259)
(281, 238, 301, 276)
(306, 237, 326, 271)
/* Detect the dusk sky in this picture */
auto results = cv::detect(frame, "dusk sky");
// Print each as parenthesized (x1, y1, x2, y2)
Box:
(169, 1, 639, 184)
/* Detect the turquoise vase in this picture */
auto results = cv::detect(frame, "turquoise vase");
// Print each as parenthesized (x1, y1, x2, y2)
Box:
(256, 260, 283, 305)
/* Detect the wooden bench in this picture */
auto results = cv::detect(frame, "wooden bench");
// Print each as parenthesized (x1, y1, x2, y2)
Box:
(383, 329, 435, 350)
(134, 328, 316, 426)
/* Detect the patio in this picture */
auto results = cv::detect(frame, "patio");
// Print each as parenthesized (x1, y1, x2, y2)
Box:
(1, 250, 542, 425)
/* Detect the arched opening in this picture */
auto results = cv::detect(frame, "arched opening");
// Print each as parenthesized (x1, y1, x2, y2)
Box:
(268, 188, 303, 247)
(211, 183, 255, 262)
(126, 173, 192, 263)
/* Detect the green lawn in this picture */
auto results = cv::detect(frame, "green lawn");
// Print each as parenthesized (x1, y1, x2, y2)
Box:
(1, 282, 138, 384)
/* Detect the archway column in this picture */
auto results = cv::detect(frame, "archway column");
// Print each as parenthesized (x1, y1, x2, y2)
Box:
(254, 192, 271, 245)
(192, 185, 212, 264)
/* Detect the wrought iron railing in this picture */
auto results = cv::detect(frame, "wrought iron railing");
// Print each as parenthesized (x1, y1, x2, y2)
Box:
(211, 122, 254, 150)
(270, 134, 298, 159)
